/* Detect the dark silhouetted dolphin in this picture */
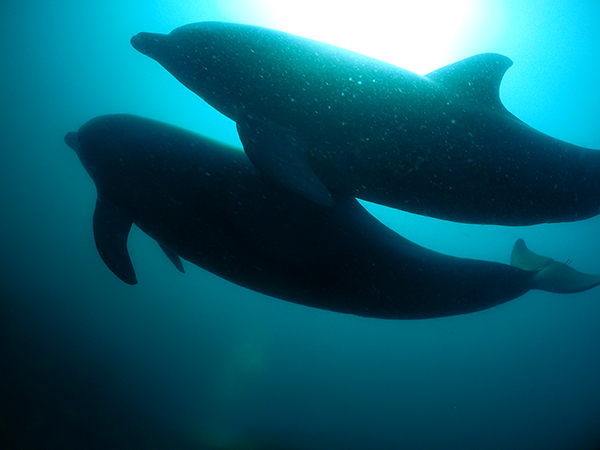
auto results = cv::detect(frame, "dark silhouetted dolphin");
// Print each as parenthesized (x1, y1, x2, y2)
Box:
(131, 22, 600, 226)
(65, 114, 600, 319)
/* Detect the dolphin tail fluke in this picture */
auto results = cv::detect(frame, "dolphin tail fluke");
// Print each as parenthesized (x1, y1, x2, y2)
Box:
(511, 238, 600, 293)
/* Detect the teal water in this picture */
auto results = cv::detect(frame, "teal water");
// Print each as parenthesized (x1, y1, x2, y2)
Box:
(1, 1, 600, 449)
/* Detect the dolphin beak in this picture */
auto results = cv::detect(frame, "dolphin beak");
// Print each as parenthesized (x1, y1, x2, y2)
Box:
(131, 32, 170, 58)
(64, 131, 80, 152)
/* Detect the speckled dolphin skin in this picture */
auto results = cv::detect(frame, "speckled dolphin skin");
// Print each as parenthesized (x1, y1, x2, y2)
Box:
(132, 22, 600, 225)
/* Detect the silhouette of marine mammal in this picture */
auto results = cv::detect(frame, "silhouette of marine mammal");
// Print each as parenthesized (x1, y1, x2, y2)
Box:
(132, 22, 600, 225)
(65, 114, 600, 319)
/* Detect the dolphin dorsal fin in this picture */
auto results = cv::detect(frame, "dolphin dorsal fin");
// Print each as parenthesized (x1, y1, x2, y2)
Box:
(510, 238, 554, 271)
(425, 53, 513, 112)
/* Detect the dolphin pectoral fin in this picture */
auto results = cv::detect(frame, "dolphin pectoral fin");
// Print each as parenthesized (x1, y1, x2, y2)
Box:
(158, 243, 185, 273)
(93, 196, 137, 285)
(511, 238, 600, 293)
(236, 117, 335, 206)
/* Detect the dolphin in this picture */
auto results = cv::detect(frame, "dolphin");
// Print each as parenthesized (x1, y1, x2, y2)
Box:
(65, 114, 600, 319)
(131, 22, 600, 226)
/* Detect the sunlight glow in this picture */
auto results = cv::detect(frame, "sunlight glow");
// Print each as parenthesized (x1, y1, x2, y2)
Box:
(257, 0, 480, 74)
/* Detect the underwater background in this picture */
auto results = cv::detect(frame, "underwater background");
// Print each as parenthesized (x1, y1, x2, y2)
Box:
(2, 1, 600, 448)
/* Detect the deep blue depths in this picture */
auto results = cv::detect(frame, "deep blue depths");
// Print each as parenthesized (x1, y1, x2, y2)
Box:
(1, 1, 600, 449)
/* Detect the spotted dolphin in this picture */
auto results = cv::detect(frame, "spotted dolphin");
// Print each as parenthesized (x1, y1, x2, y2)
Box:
(65, 114, 600, 319)
(131, 22, 600, 226)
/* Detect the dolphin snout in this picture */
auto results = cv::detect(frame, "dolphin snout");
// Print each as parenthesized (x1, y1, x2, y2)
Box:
(131, 32, 169, 58)
(64, 131, 79, 152)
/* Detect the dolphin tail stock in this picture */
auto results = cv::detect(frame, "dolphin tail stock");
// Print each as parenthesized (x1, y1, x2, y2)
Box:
(511, 238, 600, 293)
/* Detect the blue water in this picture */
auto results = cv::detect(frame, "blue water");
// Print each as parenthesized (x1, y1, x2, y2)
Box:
(2, 1, 600, 449)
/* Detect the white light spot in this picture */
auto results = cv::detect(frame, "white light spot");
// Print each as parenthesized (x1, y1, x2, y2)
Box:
(256, 0, 483, 73)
